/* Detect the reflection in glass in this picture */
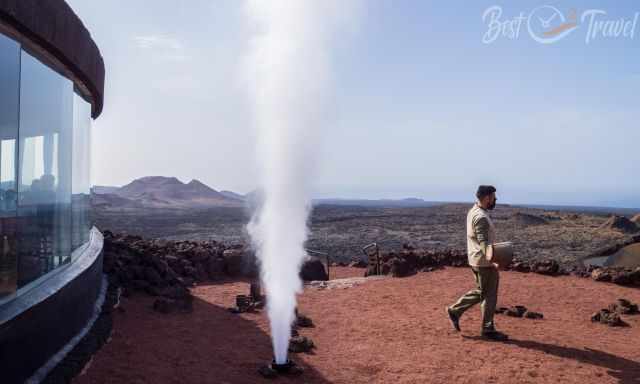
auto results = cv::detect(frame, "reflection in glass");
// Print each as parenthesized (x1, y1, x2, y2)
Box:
(0, 33, 20, 298)
(72, 94, 92, 251)
(17, 49, 73, 287)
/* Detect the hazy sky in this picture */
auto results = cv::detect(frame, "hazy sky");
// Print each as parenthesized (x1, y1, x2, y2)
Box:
(67, 1, 640, 208)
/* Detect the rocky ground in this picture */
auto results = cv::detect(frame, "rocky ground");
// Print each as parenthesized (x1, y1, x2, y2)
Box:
(93, 203, 639, 266)
(73, 267, 640, 384)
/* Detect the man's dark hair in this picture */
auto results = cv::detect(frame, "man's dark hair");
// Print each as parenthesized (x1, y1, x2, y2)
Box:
(476, 185, 496, 200)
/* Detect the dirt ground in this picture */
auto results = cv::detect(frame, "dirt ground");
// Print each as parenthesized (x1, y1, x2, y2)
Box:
(74, 267, 640, 383)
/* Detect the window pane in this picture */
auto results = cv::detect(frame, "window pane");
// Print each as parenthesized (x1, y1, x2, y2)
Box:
(0, 32, 20, 298)
(72, 93, 92, 251)
(17, 49, 73, 287)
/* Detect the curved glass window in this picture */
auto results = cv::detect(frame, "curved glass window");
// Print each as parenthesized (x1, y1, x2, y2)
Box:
(72, 94, 92, 251)
(0, 33, 20, 299)
(0, 31, 94, 295)
(17, 50, 74, 287)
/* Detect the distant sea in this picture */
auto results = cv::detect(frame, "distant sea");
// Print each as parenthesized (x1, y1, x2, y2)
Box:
(514, 204, 639, 216)
(314, 198, 639, 216)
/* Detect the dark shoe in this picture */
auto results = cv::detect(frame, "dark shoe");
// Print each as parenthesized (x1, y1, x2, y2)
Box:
(481, 329, 509, 341)
(446, 307, 461, 332)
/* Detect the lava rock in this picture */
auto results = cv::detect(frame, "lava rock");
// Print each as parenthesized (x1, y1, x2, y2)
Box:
(532, 260, 560, 276)
(390, 258, 414, 278)
(207, 257, 226, 279)
(506, 305, 528, 318)
(222, 249, 245, 277)
(300, 259, 328, 281)
(591, 268, 613, 282)
(194, 262, 209, 282)
(288, 336, 315, 353)
(591, 309, 628, 327)
(524, 311, 544, 319)
(296, 313, 314, 328)
(144, 267, 163, 286)
(608, 299, 639, 315)
(258, 365, 277, 379)
(510, 261, 531, 273)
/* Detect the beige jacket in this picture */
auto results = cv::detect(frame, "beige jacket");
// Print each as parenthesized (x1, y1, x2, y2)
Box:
(466, 203, 496, 267)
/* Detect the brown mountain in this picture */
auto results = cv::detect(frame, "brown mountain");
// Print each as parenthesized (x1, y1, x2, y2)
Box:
(95, 176, 243, 209)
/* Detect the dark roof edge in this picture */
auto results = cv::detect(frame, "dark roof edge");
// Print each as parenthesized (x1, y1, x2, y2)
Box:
(0, 0, 105, 118)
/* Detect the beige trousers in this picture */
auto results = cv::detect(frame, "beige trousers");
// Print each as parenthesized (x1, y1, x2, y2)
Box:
(449, 266, 499, 330)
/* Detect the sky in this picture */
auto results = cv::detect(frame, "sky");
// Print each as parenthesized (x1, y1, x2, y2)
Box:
(66, 1, 640, 208)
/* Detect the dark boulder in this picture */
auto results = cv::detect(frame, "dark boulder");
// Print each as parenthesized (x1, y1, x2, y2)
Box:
(296, 313, 314, 328)
(390, 258, 414, 278)
(524, 311, 544, 319)
(506, 305, 527, 318)
(300, 259, 328, 281)
(288, 336, 315, 353)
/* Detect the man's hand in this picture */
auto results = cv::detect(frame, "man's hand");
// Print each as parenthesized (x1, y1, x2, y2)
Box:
(492, 262, 500, 269)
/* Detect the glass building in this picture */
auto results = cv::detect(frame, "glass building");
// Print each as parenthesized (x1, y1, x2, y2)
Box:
(0, 1, 105, 382)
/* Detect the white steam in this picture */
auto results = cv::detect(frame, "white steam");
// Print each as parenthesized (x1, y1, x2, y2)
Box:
(244, 1, 358, 364)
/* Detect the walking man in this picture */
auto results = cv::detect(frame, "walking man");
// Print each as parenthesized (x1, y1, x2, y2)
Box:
(446, 185, 508, 341)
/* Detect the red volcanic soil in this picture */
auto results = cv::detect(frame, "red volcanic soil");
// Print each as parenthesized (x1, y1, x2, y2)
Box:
(74, 268, 640, 383)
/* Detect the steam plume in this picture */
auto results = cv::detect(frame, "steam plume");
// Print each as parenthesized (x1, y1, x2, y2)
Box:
(244, 0, 357, 364)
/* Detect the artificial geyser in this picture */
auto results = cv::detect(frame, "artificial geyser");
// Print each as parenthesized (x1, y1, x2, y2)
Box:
(244, 0, 357, 368)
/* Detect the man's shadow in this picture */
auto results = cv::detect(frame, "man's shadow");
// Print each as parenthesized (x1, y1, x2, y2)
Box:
(463, 335, 640, 383)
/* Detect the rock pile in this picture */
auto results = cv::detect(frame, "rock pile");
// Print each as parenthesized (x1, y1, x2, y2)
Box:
(102, 231, 254, 313)
(289, 311, 316, 354)
(591, 309, 627, 327)
(591, 298, 638, 327)
(588, 267, 640, 286)
(506, 259, 566, 276)
(496, 305, 543, 319)
(369, 242, 640, 288)
(500, 257, 640, 287)
(365, 245, 467, 278)
(228, 294, 265, 314)
(608, 298, 639, 315)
